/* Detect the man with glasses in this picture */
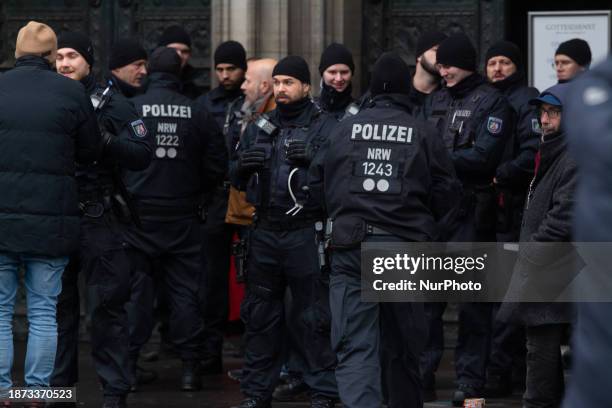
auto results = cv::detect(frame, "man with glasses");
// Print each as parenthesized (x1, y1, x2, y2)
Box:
(554, 38, 592, 83)
(499, 82, 576, 408)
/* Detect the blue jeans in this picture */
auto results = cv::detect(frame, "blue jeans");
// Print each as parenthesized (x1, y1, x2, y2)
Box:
(0, 253, 67, 389)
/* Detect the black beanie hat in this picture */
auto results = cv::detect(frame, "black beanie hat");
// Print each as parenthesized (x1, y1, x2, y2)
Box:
(485, 40, 522, 69)
(214, 40, 247, 71)
(436, 33, 477, 71)
(158, 25, 191, 47)
(57, 31, 94, 67)
(555, 38, 592, 67)
(370, 52, 411, 97)
(148, 47, 181, 76)
(415, 31, 448, 58)
(109, 38, 147, 70)
(318, 43, 355, 74)
(272, 55, 311, 84)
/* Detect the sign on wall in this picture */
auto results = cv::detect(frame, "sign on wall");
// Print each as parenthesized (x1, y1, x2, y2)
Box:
(528, 10, 611, 92)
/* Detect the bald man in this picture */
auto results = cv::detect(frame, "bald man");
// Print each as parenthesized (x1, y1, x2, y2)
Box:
(199, 58, 279, 376)
(240, 58, 277, 117)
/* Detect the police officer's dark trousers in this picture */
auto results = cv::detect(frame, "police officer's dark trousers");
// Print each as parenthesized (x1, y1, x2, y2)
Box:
(453, 199, 496, 391)
(52, 215, 152, 395)
(125, 216, 204, 363)
(82, 215, 135, 396)
(330, 235, 426, 408)
(240, 224, 337, 401)
(200, 186, 234, 362)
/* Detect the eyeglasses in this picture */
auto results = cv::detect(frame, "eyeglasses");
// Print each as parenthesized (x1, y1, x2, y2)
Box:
(538, 108, 562, 119)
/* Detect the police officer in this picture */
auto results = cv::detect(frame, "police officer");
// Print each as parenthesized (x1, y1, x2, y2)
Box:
(231, 56, 338, 408)
(198, 40, 247, 129)
(52, 31, 152, 408)
(554, 38, 591, 83)
(314, 51, 460, 408)
(158, 25, 205, 99)
(270, 44, 357, 401)
(410, 31, 447, 115)
(484, 40, 540, 397)
(423, 33, 513, 406)
(195, 40, 247, 374)
(108, 39, 148, 97)
(123, 47, 227, 391)
(316, 43, 356, 119)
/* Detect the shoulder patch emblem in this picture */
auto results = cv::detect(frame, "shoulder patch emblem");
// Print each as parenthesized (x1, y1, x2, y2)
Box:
(130, 119, 147, 138)
(531, 118, 542, 134)
(487, 116, 503, 135)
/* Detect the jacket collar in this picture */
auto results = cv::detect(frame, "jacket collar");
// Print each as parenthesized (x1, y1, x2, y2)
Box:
(269, 98, 318, 128)
(446, 73, 486, 99)
(14, 56, 52, 70)
(372, 93, 415, 113)
(537, 131, 567, 177)
(147, 72, 181, 91)
(210, 84, 243, 102)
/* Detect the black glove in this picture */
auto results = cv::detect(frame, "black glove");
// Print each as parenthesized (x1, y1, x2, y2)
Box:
(238, 147, 266, 174)
(286, 140, 312, 165)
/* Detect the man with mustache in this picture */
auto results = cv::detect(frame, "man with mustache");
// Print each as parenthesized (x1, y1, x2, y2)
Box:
(230, 56, 338, 408)
(196, 41, 247, 376)
(198, 40, 247, 129)
(52, 31, 152, 408)
(410, 31, 447, 115)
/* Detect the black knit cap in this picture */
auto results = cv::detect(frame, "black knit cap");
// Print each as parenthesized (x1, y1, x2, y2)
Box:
(555, 38, 592, 67)
(148, 47, 181, 76)
(272, 55, 311, 84)
(57, 31, 94, 67)
(158, 25, 191, 47)
(370, 52, 411, 97)
(318, 43, 355, 74)
(436, 33, 477, 71)
(214, 40, 247, 71)
(109, 38, 147, 70)
(485, 40, 522, 69)
(415, 31, 448, 58)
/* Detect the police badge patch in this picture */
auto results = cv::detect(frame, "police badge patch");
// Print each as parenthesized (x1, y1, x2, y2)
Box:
(487, 116, 503, 135)
(531, 118, 542, 134)
(131, 119, 147, 138)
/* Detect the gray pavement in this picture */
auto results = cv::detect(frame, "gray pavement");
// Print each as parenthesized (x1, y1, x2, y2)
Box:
(9, 340, 523, 407)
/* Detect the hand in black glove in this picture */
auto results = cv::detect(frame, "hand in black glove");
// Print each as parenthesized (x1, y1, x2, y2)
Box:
(285, 140, 311, 165)
(238, 147, 266, 174)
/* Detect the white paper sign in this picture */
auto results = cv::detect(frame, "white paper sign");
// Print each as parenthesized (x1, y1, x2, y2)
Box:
(529, 11, 610, 92)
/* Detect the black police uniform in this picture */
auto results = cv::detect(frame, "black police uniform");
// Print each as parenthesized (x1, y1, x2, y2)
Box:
(109, 74, 145, 98)
(52, 72, 152, 398)
(422, 73, 513, 397)
(487, 72, 540, 391)
(124, 72, 227, 377)
(232, 98, 338, 404)
(493, 72, 540, 241)
(314, 93, 460, 408)
(197, 90, 244, 370)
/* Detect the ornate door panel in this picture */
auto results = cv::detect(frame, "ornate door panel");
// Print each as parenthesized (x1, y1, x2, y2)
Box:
(0, 0, 211, 87)
(362, 0, 506, 85)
